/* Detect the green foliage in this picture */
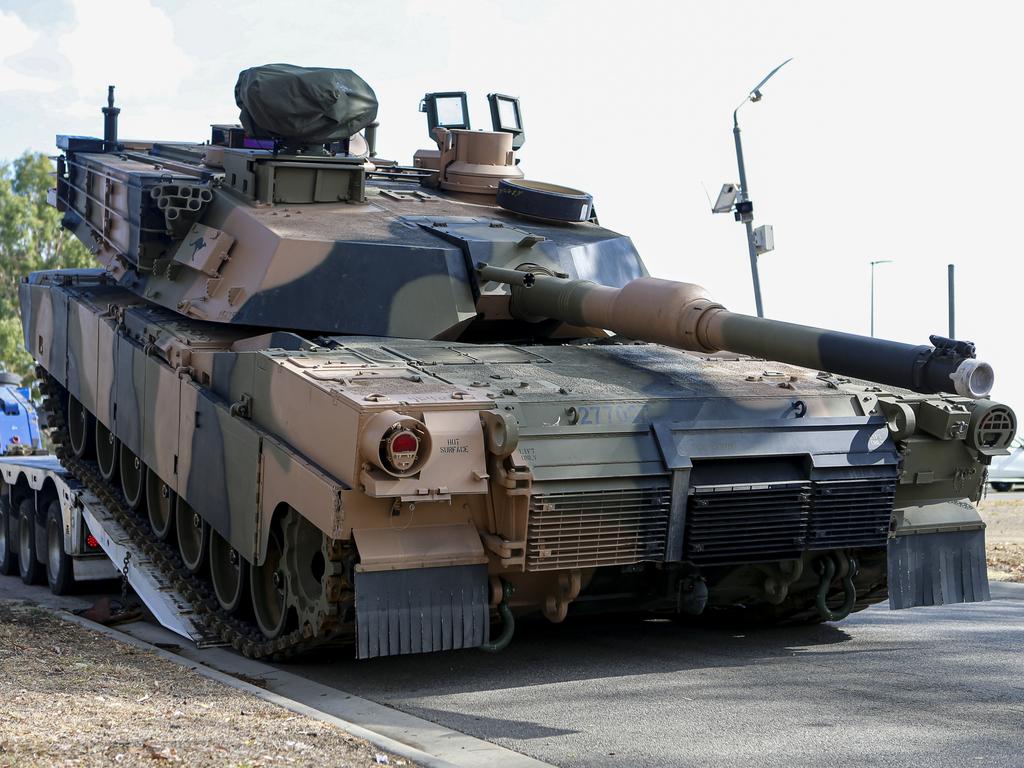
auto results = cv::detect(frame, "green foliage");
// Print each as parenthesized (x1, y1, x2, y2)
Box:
(0, 152, 93, 382)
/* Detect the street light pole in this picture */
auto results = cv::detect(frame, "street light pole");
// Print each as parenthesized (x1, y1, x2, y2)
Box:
(870, 259, 894, 337)
(732, 115, 764, 318)
(727, 58, 793, 318)
(948, 263, 956, 338)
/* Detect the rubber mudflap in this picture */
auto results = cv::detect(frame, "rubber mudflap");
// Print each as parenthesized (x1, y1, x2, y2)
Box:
(887, 528, 991, 609)
(355, 564, 490, 658)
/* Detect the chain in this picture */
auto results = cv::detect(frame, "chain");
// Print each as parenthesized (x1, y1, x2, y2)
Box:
(120, 551, 131, 607)
(38, 369, 349, 660)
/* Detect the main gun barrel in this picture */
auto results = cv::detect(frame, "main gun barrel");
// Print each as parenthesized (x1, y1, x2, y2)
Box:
(477, 265, 994, 399)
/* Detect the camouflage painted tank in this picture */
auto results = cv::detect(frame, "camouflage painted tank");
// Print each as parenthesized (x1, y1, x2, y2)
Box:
(21, 65, 1017, 658)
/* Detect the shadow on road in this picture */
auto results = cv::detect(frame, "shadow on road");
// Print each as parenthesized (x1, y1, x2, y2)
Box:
(290, 610, 855, 695)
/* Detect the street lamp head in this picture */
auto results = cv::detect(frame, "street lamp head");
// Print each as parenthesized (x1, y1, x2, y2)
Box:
(735, 58, 794, 118)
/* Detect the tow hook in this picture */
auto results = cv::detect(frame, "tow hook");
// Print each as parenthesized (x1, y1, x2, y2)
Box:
(480, 579, 515, 652)
(814, 553, 858, 622)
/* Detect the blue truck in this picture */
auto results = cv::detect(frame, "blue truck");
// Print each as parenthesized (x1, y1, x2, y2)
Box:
(0, 372, 42, 456)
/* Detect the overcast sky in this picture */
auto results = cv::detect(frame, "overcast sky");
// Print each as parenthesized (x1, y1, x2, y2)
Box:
(1, 0, 1020, 418)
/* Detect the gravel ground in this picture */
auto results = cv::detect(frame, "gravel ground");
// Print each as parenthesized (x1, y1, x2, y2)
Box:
(979, 495, 1024, 582)
(0, 601, 408, 768)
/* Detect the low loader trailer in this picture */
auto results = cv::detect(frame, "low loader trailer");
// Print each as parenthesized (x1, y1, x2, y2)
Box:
(0, 454, 222, 645)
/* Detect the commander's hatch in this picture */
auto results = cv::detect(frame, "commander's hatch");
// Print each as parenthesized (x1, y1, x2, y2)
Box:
(415, 92, 525, 173)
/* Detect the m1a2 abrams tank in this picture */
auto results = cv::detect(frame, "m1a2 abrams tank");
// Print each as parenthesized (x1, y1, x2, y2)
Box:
(20, 64, 1017, 659)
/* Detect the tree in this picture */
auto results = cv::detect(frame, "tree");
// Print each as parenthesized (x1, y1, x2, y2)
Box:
(0, 152, 93, 383)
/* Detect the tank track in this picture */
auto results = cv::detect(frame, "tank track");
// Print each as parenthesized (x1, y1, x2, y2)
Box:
(39, 369, 350, 660)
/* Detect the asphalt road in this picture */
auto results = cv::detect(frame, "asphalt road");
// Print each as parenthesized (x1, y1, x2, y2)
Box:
(3, 576, 1022, 767)
(282, 585, 1024, 768)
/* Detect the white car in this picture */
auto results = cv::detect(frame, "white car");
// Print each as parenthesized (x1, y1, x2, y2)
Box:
(989, 436, 1024, 491)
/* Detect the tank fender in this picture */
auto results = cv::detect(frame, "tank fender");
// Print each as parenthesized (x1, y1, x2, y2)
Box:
(19, 281, 70, 386)
(353, 523, 487, 572)
(256, 436, 348, 565)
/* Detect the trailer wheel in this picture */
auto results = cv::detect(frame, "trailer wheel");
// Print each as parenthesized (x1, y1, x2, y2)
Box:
(0, 497, 16, 576)
(45, 500, 74, 595)
(17, 498, 43, 585)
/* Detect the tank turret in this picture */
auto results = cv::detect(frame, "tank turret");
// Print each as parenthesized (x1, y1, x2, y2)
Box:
(476, 265, 994, 400)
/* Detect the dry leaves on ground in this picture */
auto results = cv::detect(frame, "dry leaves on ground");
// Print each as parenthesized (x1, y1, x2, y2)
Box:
(0, 601, 408, 768)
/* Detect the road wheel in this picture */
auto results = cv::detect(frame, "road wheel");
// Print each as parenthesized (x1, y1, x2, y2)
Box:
(175, 499, 208, 574)
(990, 482, 1012, 492)
(210, 529, 248, 614)
(67, 396, 94, 459)
(282, 511, 327, 625)
(0, 497, 16, 576)
(145, 469, 175, 540)
(45, 500, 74, 595)
(17, 498, 42, 585)
(95, 422, 119, 482)
(251, 525, 289, 639)
(119, 446, 145, 510)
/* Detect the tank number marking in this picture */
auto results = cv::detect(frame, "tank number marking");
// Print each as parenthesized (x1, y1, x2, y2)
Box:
(440, 437, 469, 455)
(573, 404, 643, 425)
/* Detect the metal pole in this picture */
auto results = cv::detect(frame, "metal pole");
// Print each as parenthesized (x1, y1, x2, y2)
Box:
(744, 221, 763, 318)
(948, 263, 956, 338)
(870, 259, 894, 337)
(870, 262, 876, 337)
(724, 59, 792, 320)
(733, 118, 764, 318)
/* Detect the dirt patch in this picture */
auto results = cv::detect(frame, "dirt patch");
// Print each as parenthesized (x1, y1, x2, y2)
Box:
(0, 602, 409, 767)
(978, 495, 1024, 583)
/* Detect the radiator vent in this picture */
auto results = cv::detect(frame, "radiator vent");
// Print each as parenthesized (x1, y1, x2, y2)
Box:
(686, 482, 811, 566)
(526, 487, 671, 571)
(685, 474, 896, 566)
(808, 479, 895, 550)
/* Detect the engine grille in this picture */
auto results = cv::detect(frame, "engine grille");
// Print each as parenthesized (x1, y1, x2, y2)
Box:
(808, 479, 896, 550)
(525, 487, 671, 571)
(685, 474, 895, 566)
(685, 482, 811, 565)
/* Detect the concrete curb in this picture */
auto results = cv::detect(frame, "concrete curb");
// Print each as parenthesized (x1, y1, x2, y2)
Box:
(57, 610, 464, 768)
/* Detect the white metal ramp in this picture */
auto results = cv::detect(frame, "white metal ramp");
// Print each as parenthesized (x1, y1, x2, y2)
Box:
(0, 455, 222, 647)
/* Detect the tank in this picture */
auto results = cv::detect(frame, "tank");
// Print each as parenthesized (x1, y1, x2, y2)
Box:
(19, 65, 1018, 659)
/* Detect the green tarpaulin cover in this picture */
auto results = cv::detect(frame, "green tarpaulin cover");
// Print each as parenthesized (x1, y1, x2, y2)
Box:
(235, 64, 378, 143)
